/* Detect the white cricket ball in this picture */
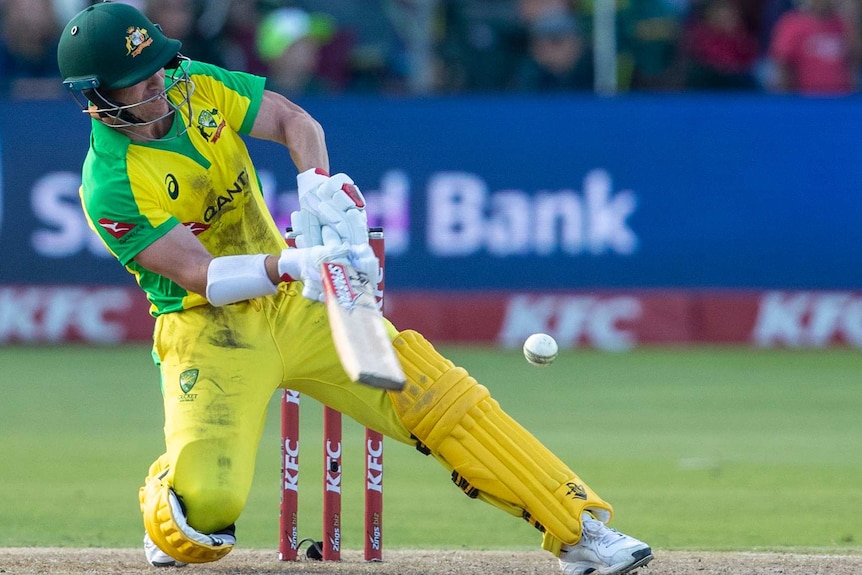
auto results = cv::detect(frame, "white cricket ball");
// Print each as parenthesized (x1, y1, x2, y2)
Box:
(523, 333, 558, 367)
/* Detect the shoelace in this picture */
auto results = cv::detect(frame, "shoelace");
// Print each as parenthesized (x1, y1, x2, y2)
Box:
(582, 518, 626, 547)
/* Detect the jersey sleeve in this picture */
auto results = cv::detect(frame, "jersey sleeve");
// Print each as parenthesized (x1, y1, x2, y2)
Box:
(80, 146, 178, 266)
(186, 60, 267, 135)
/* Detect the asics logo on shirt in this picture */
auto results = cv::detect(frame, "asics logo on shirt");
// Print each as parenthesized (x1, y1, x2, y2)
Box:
(165, 174, 179, 199)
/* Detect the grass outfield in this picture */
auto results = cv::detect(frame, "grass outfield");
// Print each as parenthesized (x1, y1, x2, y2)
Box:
(0, 344, 859, 553)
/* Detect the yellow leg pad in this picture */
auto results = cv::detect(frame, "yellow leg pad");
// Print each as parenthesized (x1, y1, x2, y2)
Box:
(139, 471, 235, 564)
(542, 531, 566, 556)
(391, 330, 613, 544)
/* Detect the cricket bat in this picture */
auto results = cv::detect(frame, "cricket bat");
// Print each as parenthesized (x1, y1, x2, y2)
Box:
(320, 258, 406, 391)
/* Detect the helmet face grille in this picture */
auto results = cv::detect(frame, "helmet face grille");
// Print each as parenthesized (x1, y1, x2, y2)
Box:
(75, 56, 196, 142)
(58, 2, 182, 91)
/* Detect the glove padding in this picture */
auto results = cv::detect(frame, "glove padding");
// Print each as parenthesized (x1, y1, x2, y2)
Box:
(278, 238, 350, 303)
(289, 209, 322, 248)
(297, 170, 369, 246)
(348, 242, 383, 311)
(291, 168, 329, 248)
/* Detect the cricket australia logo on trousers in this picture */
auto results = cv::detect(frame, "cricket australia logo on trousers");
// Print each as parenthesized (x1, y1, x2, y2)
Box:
(179, 369, 199, 402)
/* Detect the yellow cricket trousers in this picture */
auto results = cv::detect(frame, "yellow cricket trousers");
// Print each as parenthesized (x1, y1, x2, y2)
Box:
(151, 282, 411, 533)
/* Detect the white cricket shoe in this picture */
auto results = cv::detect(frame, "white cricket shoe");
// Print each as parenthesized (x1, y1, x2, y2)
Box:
(144, 532, 188, 568)
(558, 514, 653, 575)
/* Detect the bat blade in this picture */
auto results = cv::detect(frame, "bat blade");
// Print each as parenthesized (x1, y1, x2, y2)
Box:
(321, 260, 406, 391)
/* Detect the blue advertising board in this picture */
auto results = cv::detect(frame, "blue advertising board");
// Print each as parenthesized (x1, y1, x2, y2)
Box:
(1, 94, 861, 290)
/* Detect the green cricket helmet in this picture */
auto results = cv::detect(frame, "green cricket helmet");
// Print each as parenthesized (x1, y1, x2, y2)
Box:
(58, 1, 182, 91)
(57, 1, 193, 139)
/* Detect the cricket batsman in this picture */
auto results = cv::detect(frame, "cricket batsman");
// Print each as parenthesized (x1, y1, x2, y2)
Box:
(55, 3, 653, 574)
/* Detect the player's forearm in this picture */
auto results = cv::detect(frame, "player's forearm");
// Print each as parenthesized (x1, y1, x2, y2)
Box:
(252, 91, 329, 172)
(285, 112, 328, 173)
(134, 225, 214, 295)
(264, 255, 281, 284)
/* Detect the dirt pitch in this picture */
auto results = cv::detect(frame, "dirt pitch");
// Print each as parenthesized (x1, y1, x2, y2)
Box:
(2, 548, 862, 575)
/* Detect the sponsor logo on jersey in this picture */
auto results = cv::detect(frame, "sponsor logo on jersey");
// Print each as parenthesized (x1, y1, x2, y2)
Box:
(125, 26, 154, 58)
(97, 218, 136, 239)
(197, 108, 226, 143)
(165, 173, 179, 199)
(183, 221, 210, 236)
(203, 169, 250, 222)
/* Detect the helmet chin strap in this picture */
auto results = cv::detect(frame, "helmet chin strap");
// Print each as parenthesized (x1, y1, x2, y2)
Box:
(89, 101, 146, 125)
(109, 105, 146, 125)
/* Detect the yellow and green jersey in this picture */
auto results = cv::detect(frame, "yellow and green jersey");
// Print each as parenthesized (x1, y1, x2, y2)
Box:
(79, 60, 285, 317)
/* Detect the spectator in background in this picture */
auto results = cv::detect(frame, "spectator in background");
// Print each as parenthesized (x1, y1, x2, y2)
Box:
(217, 0, 268, 77)
(0, 0, 64, 99)
(292, 0, 411, 93)
(437, 0, 579, 94)
(834, 0, 862, 82)
(616, 0, 683, 91)
(517, 0, 576, 23)
(570, 0, 683, 92)
(144, 0, 225, 67)
(434, 0, 525, 93)
(511, 9, 594, 91)
(256, 7, 343, 97)
(51, 0, 89, 24)
(768, 0, 859, 94)
(682, 0, 759, 90)
(760, 0, 796, 50)
(725, 0, 767, 40)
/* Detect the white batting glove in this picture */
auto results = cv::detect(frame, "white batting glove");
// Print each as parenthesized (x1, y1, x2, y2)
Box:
(289, 209, 323, 248)
(297, 167, 330, 199)
(319, 226, 382, 311)
(277, 235, 350, 303)
(291, 168, 330, 247)
(300, 172, 369, 246)
(349, 243, 383, 311)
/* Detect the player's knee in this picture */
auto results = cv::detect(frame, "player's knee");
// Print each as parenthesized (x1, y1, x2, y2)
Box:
(176, 483, 244, 534)
(140, 475, 236, 564)
(391, 329, 489, 449)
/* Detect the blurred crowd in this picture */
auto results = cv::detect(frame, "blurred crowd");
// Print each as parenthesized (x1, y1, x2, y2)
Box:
(2, 0, 861, 99)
